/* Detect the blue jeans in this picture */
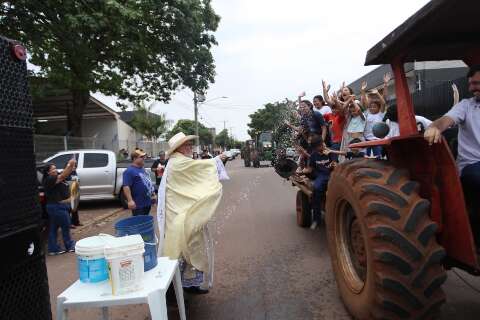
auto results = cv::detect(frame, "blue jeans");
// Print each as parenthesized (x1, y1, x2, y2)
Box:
(313, 173, 330, 223)
(366, 141, 382, 159)
(330, 142, 341, 162)
(132, 205, 151, 216)
(46, 203, 75, 253)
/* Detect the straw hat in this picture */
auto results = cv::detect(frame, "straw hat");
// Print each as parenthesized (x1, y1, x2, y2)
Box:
(166, 132, 197, 156)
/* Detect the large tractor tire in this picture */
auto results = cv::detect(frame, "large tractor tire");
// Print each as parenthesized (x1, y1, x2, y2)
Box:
(325, 158, 447, 320)
(296, 190, 312, 228)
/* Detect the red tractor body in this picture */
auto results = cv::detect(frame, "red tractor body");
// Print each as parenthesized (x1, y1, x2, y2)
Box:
(324, 1, 480, 318)
(353, 0, 480, 273)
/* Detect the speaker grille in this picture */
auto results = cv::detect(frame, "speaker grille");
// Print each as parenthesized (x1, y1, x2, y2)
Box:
(0, 36, 33, 129)
(0, 126, 41, 235)
(0, 226, 51, 320)
(0, 255, 52, 320)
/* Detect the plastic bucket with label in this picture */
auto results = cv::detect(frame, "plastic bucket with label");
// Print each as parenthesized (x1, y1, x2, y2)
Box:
(114, 215, 158, 271)
(75, 236, 109, 283)
(104, 234, 145, 295)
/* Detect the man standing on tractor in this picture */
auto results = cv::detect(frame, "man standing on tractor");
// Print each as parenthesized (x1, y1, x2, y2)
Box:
(424, 65, 480, 221)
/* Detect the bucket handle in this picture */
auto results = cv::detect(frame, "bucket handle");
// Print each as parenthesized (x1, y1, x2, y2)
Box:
(97, 233, 115, 244)
(144, 235, 159, 246)
(110, 232, 158, 246)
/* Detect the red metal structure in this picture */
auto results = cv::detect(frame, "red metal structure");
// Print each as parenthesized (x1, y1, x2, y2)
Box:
(325, 0, 480, 319)
(364, 0, 480, 271)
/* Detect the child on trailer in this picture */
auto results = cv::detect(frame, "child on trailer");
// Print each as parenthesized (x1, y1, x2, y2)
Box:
(326, 138, 366, 160)
(363, 97, 386, 158)
(360, 75, 390, 158)
(346, 101, 366, 141)
(301, 136, 336, 230)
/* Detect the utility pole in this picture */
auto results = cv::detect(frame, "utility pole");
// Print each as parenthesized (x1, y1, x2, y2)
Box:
(222, 121, 227, 150)
(193, 92, 200, 152)
(229, 126, 234, 148)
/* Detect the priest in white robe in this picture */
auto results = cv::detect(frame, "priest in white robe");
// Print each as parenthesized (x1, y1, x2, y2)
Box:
(157, 132, 229, 293)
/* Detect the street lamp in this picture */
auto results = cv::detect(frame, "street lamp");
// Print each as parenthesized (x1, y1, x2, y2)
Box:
(193, 94, 228, 152)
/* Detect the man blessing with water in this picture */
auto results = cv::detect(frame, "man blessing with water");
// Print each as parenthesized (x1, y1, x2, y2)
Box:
(157, 132, 229, 294)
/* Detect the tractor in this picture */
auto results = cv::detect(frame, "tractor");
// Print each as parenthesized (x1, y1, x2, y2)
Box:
(243, 132, 275, 168)
(255, 131, 274, 167)
(324, 1, 480, 319)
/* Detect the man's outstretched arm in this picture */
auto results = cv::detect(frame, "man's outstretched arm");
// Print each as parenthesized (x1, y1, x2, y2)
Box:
(424, 116, 455, 145)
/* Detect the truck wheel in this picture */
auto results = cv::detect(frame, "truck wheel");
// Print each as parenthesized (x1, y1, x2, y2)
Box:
(119, 189, 128, 209)
(326, 159, 447, 320)
(296, 191, 312, 228)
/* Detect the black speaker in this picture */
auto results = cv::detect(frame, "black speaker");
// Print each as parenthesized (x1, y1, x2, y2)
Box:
(0, 35, 52, 319)
(0, 226, 51, 320)
(0, 126, 40, 235)
(0, 36, 33, 129)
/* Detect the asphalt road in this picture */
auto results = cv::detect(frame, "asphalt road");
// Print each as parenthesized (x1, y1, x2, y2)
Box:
(46, 158, 480, 320)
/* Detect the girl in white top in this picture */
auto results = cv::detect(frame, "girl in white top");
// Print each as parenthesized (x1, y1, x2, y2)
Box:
(313, 95, 332, 115)
(363, 97, 386, 158)
(346, 102, 366, 140)
(360, 74, 389, 146)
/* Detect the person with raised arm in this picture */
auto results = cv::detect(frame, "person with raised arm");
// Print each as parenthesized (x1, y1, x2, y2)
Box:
(424, 65, 480, 218)
(157, 132, 229, 294)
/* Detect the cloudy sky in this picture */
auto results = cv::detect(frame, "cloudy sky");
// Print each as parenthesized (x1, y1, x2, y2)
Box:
(95, 0, 430, 141)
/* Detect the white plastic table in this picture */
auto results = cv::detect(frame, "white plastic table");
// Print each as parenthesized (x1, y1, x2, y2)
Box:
(56, 257, 186, 320)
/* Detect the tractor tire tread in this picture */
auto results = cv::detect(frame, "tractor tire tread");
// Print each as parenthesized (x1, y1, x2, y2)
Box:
(326, 159, 446, 320)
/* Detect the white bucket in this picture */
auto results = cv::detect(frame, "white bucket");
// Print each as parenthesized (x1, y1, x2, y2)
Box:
(75, 236, 111, 283)
(104, 234, 145, 295)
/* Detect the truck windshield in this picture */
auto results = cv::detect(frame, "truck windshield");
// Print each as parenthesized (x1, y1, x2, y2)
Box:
(258, 132, 272, 143)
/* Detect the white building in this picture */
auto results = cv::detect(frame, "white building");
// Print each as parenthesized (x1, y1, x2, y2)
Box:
(33, 93, 143, 158)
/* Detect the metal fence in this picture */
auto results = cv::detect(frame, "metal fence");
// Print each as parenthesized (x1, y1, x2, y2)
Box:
(33, 134, 168, 161)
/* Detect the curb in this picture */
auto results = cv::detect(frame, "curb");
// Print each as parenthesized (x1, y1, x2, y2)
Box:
(72, 207, 126, 235)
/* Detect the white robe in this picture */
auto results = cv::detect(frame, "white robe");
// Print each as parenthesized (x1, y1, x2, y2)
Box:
(156, 153, 229, 288)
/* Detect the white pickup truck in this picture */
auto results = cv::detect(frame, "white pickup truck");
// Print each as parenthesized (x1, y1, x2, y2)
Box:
(38, 149, 156, 208)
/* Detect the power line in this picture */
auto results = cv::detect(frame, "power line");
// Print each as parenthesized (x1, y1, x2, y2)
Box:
(202, 103, 259, 110)
(197, 110, 216, 128)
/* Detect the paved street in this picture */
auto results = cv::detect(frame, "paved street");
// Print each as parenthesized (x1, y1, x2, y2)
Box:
(46, 159, 480, 320)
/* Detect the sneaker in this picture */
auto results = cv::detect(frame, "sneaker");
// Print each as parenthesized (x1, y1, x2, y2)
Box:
(48, 250, 66, 256)
(310, 221, 318, 230)
(67, 248, 75, 253)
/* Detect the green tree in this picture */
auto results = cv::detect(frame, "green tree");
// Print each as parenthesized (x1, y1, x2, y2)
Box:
(129, 103, 171, 140)
(0, 1, 220, 136)
(247, 99, 296, 139)
(215, 129, 229, 148)
(167, 119, 213, 146)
